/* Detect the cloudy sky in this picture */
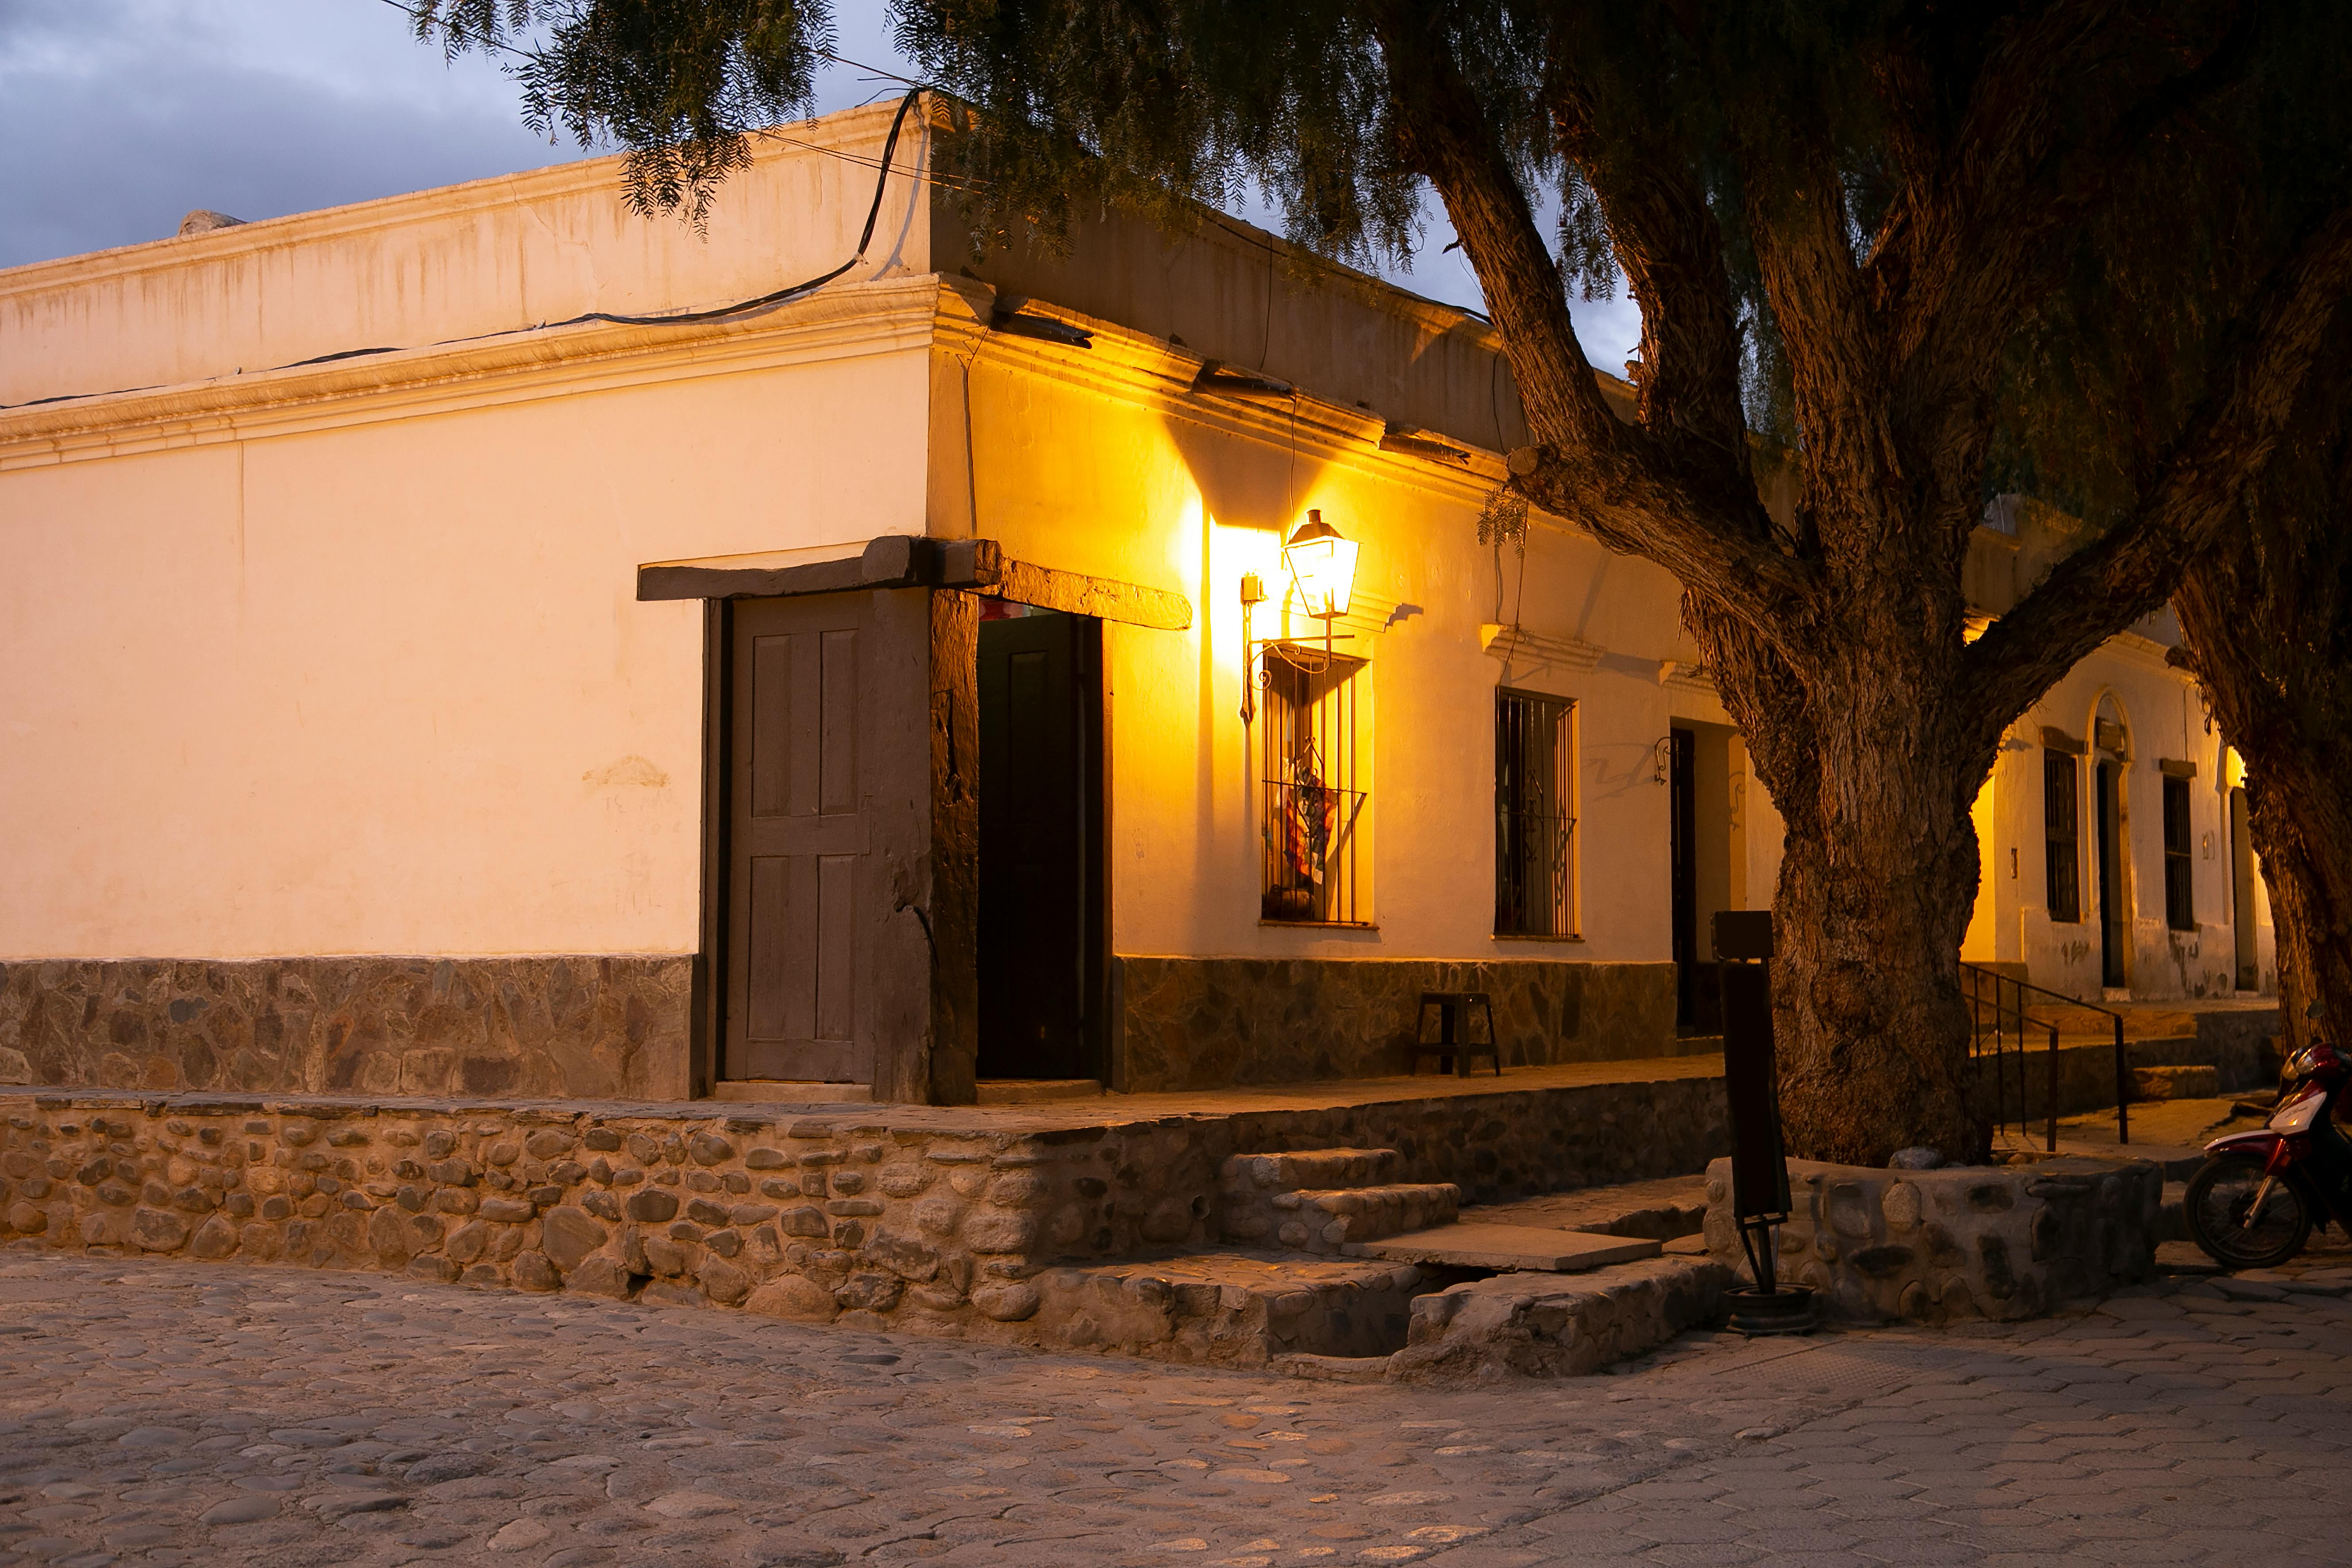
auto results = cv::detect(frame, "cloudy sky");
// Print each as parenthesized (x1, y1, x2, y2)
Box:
(0, 0, 1640, 364)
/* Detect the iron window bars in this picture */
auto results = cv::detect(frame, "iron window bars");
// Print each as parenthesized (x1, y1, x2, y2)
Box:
(1494, 688, 1577, 937)
(1259, 643, 1367, 925)
(2163, 774, 2195, 932)
(2044, 750, 2081, 924)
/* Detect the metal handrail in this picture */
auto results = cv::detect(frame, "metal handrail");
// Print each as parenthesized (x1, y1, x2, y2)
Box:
(1962, 965, 2060, 1151)
(1959, 962, 2131, 1150)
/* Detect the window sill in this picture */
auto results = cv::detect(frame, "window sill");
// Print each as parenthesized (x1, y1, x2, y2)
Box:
(1259, 919, 1379, 930)
(1492, 932, 1585, 944)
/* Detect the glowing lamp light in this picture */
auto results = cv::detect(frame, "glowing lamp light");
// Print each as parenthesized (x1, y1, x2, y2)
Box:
(1283, 510, 1359, 619)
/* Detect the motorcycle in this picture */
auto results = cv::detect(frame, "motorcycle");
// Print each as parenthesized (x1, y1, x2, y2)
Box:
(2187, 1006, 2352, 1269)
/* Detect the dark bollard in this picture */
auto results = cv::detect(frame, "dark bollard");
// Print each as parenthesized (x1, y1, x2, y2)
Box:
(1713, 910, 1818, 1335)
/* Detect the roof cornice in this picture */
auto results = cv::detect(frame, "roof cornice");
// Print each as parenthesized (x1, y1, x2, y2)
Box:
(0, 100, 920, 300)
(0, 274, 944, 470)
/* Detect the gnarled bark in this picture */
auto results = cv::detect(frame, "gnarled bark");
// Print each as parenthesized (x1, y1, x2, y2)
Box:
(2173, 316, 2352, 1054)
(1694, 607, 1991, 1163)
(1375, 8, 2352, 1164)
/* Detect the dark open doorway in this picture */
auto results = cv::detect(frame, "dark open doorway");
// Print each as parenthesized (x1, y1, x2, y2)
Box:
(1668, 726, 1719, 1030)
(2231, 786, 2260, 990)
(977, 608, 1107, 1081)
(2095, 761, 2127, 990)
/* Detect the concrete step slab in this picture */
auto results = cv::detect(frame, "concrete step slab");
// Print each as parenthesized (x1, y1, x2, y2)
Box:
(974, 1078, 1103, 1105)
(1467, 1175, 1709, 1241)
(1345, 1223, 1662, 1272)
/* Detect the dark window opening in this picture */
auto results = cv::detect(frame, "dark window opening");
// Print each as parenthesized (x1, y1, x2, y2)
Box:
(2163, 774, 2194, 932)
(1494, 689, 1576, 937)
(2044, 750, 2080, 924)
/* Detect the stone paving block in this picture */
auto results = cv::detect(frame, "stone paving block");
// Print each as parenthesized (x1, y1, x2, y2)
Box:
(1628, 1543, 1766, 1567)
(1, 1253, 2349, 1565)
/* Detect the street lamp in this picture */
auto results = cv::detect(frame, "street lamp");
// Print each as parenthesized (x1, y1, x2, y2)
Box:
(1282, 509, 1359, 619)
(1239, 510, 1362, 725)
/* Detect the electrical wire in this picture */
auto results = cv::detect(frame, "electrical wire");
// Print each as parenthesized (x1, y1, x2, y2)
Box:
(1, 88, 926, 412)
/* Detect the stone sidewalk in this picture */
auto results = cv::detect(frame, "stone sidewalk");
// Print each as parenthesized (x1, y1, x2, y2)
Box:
(2, 1248, 2349, 1568)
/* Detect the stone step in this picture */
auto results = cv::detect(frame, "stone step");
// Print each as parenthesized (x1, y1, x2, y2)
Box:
(1365, 1252, 1733, 1379)
(1222, 1181, 1459, 1254)
(1020, 1251, 1429, 1365)
(2133, 1063, 2222, 1101)
(1220, 1147, 1401, 1195)
(1346, 1223, 1661, 1273)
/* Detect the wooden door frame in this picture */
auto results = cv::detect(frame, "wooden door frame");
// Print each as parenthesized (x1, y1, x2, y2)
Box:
(1669, 725, 1698, 1027)
(2095, 760, 2129, 990)
(2230, 785, 2260, 991)
(1077, 617, 1113, 1085)
(690, 597, 732, 1099)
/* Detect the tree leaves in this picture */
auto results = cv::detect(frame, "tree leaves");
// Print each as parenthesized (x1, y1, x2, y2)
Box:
(408, 0, 833, 226)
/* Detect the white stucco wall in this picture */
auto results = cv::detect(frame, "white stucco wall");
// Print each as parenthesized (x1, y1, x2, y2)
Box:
(1959, 584, 2272, 999)
(949, 291, 1714, 968)
(0, 330, 932, 959)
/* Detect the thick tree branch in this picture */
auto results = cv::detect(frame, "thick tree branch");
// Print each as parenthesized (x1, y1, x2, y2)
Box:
(1738, 131, 1910, 568)
(1871, 1, 2140, 361)
(1878, 3, 2259, 538)
(1542, 52, 1750, 489)
(1374, 7, 1818, 640)
(1962, 202, 2352, 749)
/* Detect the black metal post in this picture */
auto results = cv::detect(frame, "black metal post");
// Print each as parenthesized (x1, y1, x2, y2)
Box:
(2046, 1021, 2059, 1153)
(2114, 1013, 2131, 1145)
(1713, 910, 1815, 1335)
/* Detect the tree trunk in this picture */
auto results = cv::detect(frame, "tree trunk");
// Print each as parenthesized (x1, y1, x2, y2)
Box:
(1695, 605, 1991, 1167)
(1372, 11, 2352, 1167)
(2175, 532, 2352, 1057)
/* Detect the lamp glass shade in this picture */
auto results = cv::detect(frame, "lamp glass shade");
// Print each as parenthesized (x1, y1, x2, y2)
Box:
(1283, 513, 1358, 618)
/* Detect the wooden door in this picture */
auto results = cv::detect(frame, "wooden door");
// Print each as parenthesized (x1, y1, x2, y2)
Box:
(976, 612, 1101, 1080)
(726, 596, 876, 1083)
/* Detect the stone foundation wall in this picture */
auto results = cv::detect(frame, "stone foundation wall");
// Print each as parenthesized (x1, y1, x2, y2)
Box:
(1, 954, 1685, 1106)
(1702, 1155, 2163, 1323)
(0, 1072, 1722, 1355)
(0, 957, 692, 1101)
(1117, 956, 1678, 1091)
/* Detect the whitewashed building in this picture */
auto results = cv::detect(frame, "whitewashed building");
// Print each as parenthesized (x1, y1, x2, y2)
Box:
(0, 102, 2270, 1107)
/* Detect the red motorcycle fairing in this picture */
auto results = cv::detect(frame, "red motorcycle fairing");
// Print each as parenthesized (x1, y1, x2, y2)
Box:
(2204, 1128, 2293, 1160)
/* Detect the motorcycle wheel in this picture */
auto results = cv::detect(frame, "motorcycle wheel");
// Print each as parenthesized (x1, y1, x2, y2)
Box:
(2186, 1152, 2312, 1269)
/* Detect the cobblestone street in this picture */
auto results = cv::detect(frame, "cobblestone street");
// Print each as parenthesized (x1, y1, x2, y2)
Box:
(2, 1252, 2349, 1568)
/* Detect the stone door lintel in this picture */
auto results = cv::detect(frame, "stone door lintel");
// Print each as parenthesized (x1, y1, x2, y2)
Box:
(637, 536, 1191, 632)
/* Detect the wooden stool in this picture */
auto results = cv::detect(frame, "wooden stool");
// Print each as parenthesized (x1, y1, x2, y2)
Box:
(1412, 990, 1501, 1077)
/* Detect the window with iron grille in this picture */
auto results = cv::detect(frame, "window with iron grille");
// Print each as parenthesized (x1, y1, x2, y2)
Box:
(2044, 750, 2081, 923)
(2163, 774, 2194, 931)
(1494, 688, 1577, 937)
(1259, 646, 1367, 925)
